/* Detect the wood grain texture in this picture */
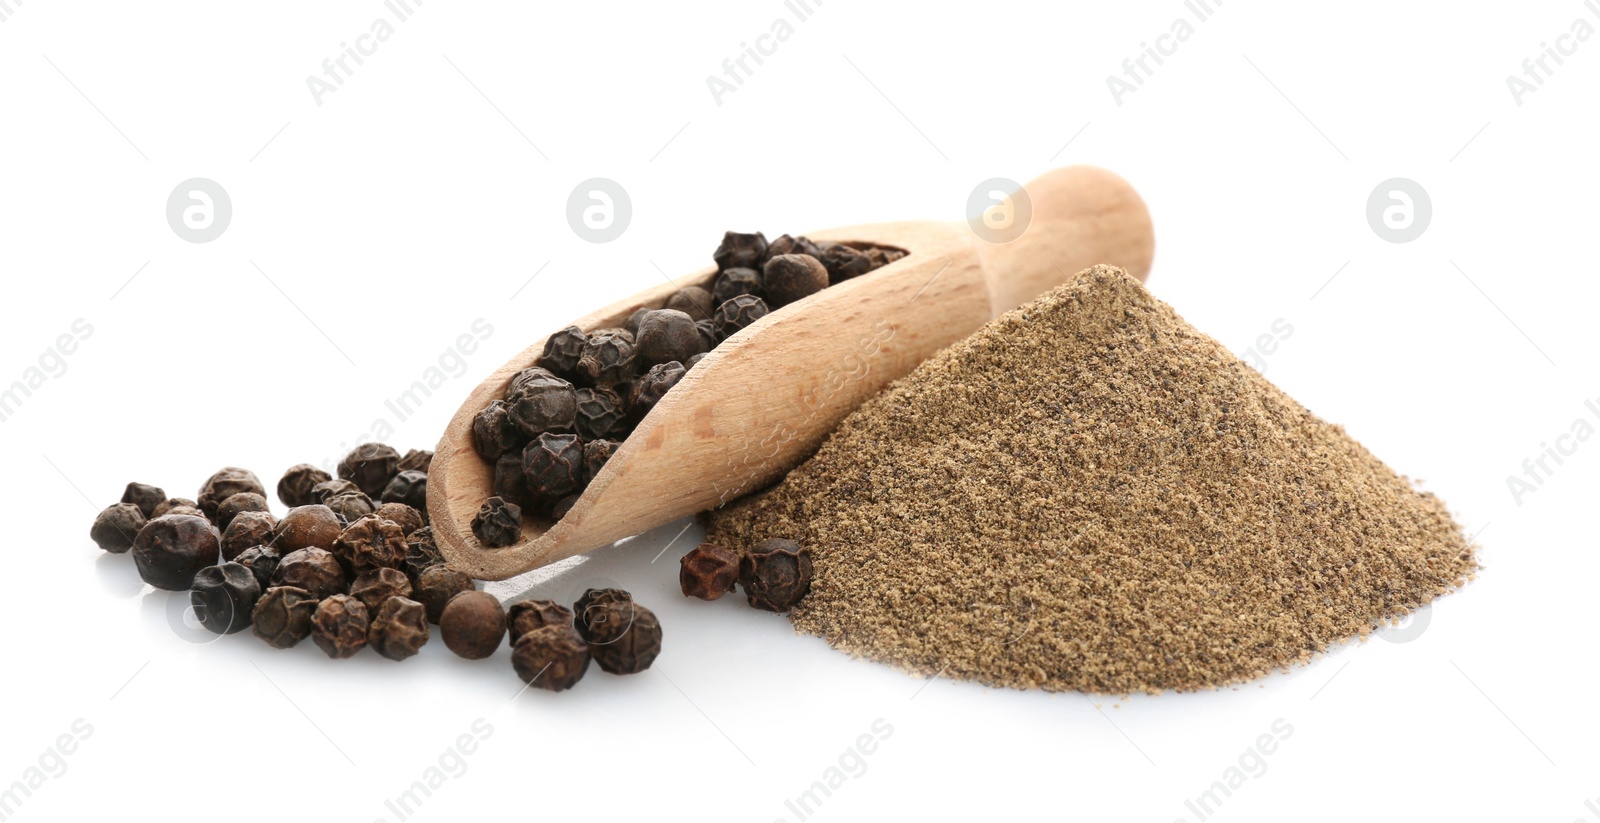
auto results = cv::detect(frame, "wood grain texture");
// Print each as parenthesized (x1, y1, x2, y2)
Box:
(430, 166, 1155, 579)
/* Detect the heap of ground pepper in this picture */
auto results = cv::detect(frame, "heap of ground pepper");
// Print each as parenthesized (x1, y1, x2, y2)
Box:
(707, 266, 1478, 694)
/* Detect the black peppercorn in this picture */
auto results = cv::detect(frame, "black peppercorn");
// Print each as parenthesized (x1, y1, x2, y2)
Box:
(711, 267, 763, 306)
(271, 547, 347, 601)
(198, 467, 266, 527)
(325, 490, 377, 525)
(120, 482, 166, 518)
(522, 433, 586, 502)
(739, 538, 813, 612)
(573, 387, 627, 440)
(440, 591, 506, 660)
(311, 594, 370, 659)
(818, 242, 874, 284)
(624, 308, 651, 336)
(712, 294, 769, 340)
(215, 492, 269, 532)
(493, 451, 532, 508)
(334, 514, 408, 573)
(90, 503, 145, 553)
(713, 230, 768, 270)
(277, 464, 331, 508)
(636, 309, 706, 369)
(190, 562, 260, 634)
(403, 526, 443, 587)
(575, 329, 636, 389)
(763, 233, 823, 263)
(221, 510, 277, 562)
(274, 504, 342, 553)
(234, 545, 281, 591)
(132, 514, 221, 591)
(472, 496, 522, 548)
(473, 399, 524, 461)
(350, 566, 413, 614)
(550, 494, 578, 520)
(312, 478, 362, 503)
(762, 253, 829, 308)
(252, 586, 318, 649)
(368, 596, 430, 661)
(694, 319, 719, 353)
(631, 360, 687, 420)
(374, 501, 424, 536)
(512, 626, 591, 691)
(680, 542, 741, 601)
(506, 370, 577, 437)
(416, 565, 474, 623)
(666, 287, 716, 321)
(397, 449, 433, 475)
(685, 352, 707, 371)
(573, 588, 633, 644)
(507, 599, 573, 640)
(586, 601, 662, 675)
(537, 325, 587, 378)
(151, 498, 200, 519)
(338, 443, 401, 498)
(583, 439, 618, 483)
(380, 471, 428, 518)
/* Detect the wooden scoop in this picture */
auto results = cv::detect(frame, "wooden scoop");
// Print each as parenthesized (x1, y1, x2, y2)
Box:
(430, 166, 1154, 580)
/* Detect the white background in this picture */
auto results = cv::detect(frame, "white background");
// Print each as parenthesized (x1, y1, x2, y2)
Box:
(1, 1, 1596, 821)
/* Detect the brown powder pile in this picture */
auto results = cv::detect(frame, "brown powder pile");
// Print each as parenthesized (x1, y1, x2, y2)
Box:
(706, 265, 1476, 694)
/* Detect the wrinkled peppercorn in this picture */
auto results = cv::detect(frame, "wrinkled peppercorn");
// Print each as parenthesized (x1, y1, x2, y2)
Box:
(713, 230, 768, 270)
(629, 361, 686, 424)
(576, 329, 636, 389)
(573, 588, 634, 644)
(665, 286, 716, 321)
(403, 526, 443, 586)
(221, 510, 277, 561)
(694, 320, 719, 353)
(763, 233, 823, 263)
(506, 370, 577, 437)
(380, 472, 428, 518)
(712, 294, 769, 340)
(583, 439, 618, 483)
(512, 626, 591, 691)
(440, 591, 506, 660)
(522, 433, 586, 502)
(325, 491, 377, 525)
(198, 467, 265, 526)
(397, 449, 433, 475)
(416, 565, 474, 623)
(739, 538, 813, 612)
(275, 504, 342, 552)
(252, 586, 318, 649)
(473, 400, 523, 461)
(587, 601, 662, 675)
(368, 596, 430, 661)
(333, 514, 407, 573)
(338, 443, 401, 498)
(550, 494, 578, 520)
(762, 253, 829, 308)
(624, 308, 651, 336)
(190, 562, 260, 634)
(573, 387, 626, 440)
(493, 452, 531, 508)
(216, 492, 269, 531)
(679, 542, 742, 600)
(374, 501, 424, 536)
(133, 514, 221, 590)
(636, 309, 706, 369)
(312, 478, 362, 503)
(311, 594, 370, 659)
(120, 482, 165, 518)
(234, 545, 281, 591)
(472, 496, 522, 548)
(271, 547, 347, 601)
(538, 325, 587, 378)
(151, 498, 200, 519)
(711, 267, 763, 306)
(818, 242, 874, 284)
(277, 464, 332, 508)
(507, 599, 573, 640)
(350, 566, 413, 614)
(90, 503, 145, 553)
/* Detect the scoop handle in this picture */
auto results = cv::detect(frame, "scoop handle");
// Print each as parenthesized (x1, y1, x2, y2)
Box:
(972, 166, 1154, 314)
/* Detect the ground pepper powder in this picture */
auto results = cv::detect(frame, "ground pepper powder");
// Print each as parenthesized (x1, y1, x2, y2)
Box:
(707, 266, 1477, 694)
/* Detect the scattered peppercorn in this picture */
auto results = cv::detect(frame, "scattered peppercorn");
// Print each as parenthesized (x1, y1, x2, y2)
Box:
(629, 361, 687, 424)
(151, 498, 200, 519)
(574, 387, 627, 440)
(416, 565, 475, 624)
(440, 591, 506, 660)
(397, 449, 433, 475)
(636, 309, 706, 369)
(325, 490, 377, 525)
(762, 253, 829, 308)
(368, 596, 430, 661)
(375, 501, 425, 536)
(312, 478, 362, 503)
(402, 526, 443, 587)
(215, 492, 269, 531)
(277, 464, 332, 508)
(685, 352, 707, 371)
(711, 267, 763, 305)
(133, 514, 221, 590)
(538, 325, 587, 378)
(818, 242, 874, 284)
(576, 329, 636, 389)
(350, 566, 413, 614)
(90, 503, 145, 553)
(472, 496, 522, 548)
(511, 625, 591, 691)
(190, 562, 260, 634)
(694, 320, 719, 353)
(338, 443, 401, 498)
(550, 494, 579, 520)
(274, 504, 342, 553)
(198, 467, 265, 527)
(712, 294, 769, 340)
(380, 472, 428, 518)
(507, 599, 573, 641)
(713, 230, 768, 270)
(665, 286, 716, 321)
(252, 586, 318, 649)
(234, 545, 281, 591)
(679, 542, 742, 601)
(271, 547, 347, 601)
(311, 594, 370, 659)
(587, 601, 662, 675)
(120, 482, 166, 518)
(473, 399, 525, 461)
(506, 369, 578, 437)
(522, 433, 586, 503)
(763, 233, 823, 262)
(583, 439, 618, 483)
(624, 308, 651, 336)
(221, 510, 277, 561)
(573, 588, 634, 644)
(333, 514, 408, 574)
(493, 451, 532, 508)
(739, 538, 813, 612)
